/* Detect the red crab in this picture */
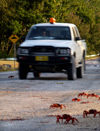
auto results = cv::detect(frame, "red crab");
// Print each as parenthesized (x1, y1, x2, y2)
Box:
(56, 114, 79, 124)
(65, 117, 79, 124)
(87, 93, 99, 98)
(83, 109, 100, 118)
(56, 114, 71, 123)
(78, 92, 88, 97)
(72, 98, 81, 102)
(49, 103, 66, 109)
(80, 101, 90, 104)
(8, 75, 14, 78)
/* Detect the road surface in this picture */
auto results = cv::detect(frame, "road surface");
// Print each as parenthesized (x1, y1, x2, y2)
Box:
(0, 58, 100, 131)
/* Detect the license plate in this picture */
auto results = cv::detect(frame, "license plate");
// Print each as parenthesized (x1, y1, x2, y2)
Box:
(35, 56, 48, 61)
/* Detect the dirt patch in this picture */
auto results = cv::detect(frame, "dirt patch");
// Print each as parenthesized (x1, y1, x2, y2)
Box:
(0, 91, 100, 130)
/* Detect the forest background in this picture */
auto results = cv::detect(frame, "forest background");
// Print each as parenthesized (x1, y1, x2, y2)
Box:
(0, 0, 100, 58)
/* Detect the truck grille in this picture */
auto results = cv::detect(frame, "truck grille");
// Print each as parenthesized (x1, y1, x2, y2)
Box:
(30, 46, 55, 55)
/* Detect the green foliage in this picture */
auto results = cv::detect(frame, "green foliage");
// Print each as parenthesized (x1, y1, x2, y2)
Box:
(0, 0, 100, 58)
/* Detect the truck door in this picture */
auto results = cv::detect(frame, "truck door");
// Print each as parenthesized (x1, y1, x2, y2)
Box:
(72, 27, 82, 64)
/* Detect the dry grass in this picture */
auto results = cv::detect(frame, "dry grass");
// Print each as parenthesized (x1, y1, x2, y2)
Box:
(0, 60, 18, 69)
(86, 55, 100, 60)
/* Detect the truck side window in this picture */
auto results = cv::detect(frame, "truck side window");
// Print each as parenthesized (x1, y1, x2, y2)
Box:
(75, 27, 81, 39)
(72, 27, 77, 39)
(72, 27, 81, 40)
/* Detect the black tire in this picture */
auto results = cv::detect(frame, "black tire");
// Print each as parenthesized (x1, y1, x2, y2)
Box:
(83, 57, 86, 71)
(19, 63, 28, 79)
(77, 67, 83, 78)
(34, 72, 40, 78)
(77, 58, 84, 78)
(67, 56, 77, 80)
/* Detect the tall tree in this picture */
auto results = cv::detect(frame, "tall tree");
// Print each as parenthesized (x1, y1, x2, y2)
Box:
(0, 0, 100, 57)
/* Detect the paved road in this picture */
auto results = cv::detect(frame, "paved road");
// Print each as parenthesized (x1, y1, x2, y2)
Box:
(0, 59, 100, 131)
(0, 58, 100, 92)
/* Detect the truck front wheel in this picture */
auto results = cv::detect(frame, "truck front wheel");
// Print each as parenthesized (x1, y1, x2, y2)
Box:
(19, 63, 28, 79)
(67, 56, 77, 80)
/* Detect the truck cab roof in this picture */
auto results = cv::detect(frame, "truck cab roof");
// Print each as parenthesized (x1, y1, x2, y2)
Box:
(32, 23, 76, 28)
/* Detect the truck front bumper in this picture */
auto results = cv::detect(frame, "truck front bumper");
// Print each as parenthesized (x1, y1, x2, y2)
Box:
(17, 55, 72, 72)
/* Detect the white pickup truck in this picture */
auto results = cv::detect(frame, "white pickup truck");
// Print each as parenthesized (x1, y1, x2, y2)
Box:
(17, 18, 87, 80)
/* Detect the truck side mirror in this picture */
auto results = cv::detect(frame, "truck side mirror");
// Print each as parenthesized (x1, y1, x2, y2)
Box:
(75, 37, 80, 41)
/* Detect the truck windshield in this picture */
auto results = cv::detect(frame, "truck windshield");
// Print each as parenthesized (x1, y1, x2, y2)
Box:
(26, 26, 71, 40)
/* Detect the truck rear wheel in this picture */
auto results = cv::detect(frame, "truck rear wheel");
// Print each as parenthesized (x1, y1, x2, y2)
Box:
(77, 58, 84, 78)
(19, 63, 28, 79)
(67, 56, 77, 80)
(83, 57, 86, 71)
(77, 66, 83, 78)
(34, 72, 40, 78)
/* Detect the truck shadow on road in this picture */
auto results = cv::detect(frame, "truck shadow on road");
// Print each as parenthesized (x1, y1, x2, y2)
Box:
(28, 77, 67, 80)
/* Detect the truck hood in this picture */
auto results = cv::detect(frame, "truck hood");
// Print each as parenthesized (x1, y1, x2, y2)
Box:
(20, 40, 74, 49)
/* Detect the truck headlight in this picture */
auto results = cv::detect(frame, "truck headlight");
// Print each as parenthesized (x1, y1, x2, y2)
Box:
(17, 48, 29, 54)
(56, 48, 71, 56)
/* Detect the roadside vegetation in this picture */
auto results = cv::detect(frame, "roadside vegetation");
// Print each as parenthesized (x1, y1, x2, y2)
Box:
(0, 60, 18, 72)
(0, 0, 100, 58)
